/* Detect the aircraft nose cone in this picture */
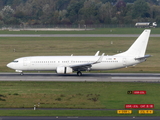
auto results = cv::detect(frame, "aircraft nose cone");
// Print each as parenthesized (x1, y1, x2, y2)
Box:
(7, 63, 12, 68)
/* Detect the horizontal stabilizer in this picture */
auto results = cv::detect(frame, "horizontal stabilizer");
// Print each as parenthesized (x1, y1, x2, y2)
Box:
(135, 54, 151, 60)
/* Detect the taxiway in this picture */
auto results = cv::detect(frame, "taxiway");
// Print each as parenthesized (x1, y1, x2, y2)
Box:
(0, 34, 160, 37)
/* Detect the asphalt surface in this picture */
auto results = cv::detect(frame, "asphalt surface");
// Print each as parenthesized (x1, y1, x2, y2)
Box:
(0, 34, 160, 37)
(0, 73, 160, 82)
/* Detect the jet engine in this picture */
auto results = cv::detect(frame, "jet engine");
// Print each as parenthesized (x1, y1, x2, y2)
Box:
(56, 66, 73, 74)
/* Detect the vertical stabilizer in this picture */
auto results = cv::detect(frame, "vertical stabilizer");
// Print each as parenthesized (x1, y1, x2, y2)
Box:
(115, 29, 151, 57)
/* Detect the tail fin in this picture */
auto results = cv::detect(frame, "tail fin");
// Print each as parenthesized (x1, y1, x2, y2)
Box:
(115, 29, 151, 57)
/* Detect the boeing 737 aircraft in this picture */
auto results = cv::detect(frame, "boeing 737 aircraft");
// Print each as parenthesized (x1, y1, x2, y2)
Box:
(7, 29, 151, 76)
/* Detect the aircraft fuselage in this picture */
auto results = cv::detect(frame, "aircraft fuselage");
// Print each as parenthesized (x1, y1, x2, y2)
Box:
(7, 56, 143, 71)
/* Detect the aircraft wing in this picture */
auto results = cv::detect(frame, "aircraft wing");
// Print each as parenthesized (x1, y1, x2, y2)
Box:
(69, 53, 105, 71)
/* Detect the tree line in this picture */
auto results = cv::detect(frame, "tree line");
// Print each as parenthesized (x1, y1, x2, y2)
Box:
(0, 0, 160, 26)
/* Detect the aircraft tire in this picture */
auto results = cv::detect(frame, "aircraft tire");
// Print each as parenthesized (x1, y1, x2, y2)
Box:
(77, 71, 82, 76)
(20, 72, 24, 75)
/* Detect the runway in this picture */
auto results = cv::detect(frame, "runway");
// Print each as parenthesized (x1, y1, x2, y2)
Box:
(0, 73, 160, 82)
(0, 34, 160, 37)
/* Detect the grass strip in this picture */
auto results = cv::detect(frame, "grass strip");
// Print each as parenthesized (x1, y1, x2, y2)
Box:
(0, 110, 159, 116)
(0, 82, 159, 109)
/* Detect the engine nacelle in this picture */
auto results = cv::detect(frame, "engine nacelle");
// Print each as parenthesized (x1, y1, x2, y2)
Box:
(56, 66, 73, 74)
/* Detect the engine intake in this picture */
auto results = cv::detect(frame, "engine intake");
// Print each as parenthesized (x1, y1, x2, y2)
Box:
(56, 66, 73, 74)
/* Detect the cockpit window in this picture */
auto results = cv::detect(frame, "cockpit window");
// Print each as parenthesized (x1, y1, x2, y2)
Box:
(12, 60, 18, 63)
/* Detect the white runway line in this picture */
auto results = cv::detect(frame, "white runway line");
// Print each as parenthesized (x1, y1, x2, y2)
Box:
(0, 78, 98, 81)
(112, 77, 160, 79)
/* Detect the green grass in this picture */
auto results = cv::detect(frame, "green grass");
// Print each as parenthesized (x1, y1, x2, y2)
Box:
(0, 82, 159, 116)
(0, 110, 160, 116)
(0, 82, 159, 109)
(0, 28, 160, 34)
(1, 37, 160, 73)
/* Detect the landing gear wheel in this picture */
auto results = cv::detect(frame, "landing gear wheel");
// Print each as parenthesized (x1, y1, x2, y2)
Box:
(20, 72, 24, 76)
(77, 71, 82, 76)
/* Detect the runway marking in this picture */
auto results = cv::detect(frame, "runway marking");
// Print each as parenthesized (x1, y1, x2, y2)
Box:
(112, 77, 160, 79)
(0, 78, 98, 81)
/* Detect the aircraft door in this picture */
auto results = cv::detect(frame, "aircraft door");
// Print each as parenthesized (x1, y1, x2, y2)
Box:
(123, 58, 127, 66)
(23, 58, 27, 66)
(23, 58, 30, 66)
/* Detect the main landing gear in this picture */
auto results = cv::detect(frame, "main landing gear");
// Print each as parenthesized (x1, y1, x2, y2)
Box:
(77, 71, 82, 76)
(20, 72, 24, 75)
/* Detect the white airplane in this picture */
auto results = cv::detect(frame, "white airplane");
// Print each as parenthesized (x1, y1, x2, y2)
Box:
(7, 29, 151, 76)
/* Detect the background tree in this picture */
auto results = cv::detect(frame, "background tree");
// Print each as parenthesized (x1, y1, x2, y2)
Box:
(66, 0, 83, 24)
(0, 0, 160, 26)
(132, 0, 150, 19)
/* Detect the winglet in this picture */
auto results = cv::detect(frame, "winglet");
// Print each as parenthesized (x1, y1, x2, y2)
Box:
(95, 53, 105, 63)
(95, 51, 100, 56)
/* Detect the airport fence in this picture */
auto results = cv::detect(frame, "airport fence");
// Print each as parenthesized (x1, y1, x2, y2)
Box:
(0, 24, 135, 29)
(0, 24, 158, 31)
